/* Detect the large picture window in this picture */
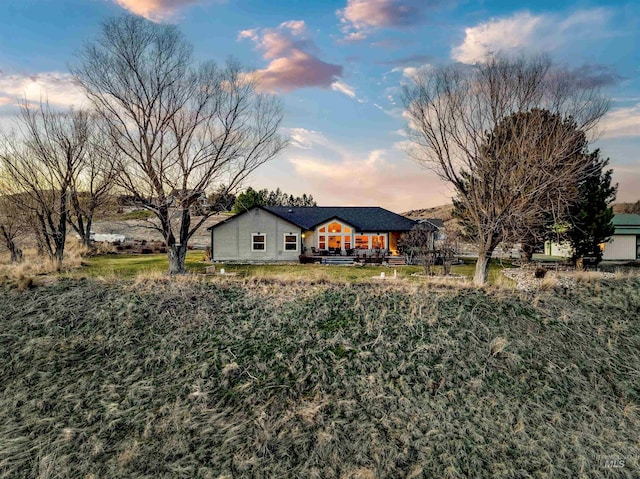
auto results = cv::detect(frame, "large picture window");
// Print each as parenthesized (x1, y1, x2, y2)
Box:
(284, 234, 298, 251)
(317, 219, 354, 252)
(251, 233, 266, 251)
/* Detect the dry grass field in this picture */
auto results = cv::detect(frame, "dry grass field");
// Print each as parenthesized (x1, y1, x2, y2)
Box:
(1, 272, 639, 478)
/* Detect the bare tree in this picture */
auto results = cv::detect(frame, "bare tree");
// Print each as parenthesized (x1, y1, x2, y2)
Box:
(404, 55, 609, 285)
(435, 225, 459, 275)
(0, 104, 98, 270)
(68, 128, 119, 248)
(0, 189, 27, 263)
(72, 16, 286, 274)
(398, 223, 437, 274)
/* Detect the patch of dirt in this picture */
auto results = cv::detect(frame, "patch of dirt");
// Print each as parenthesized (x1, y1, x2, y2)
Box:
(503, 268, 616, 292)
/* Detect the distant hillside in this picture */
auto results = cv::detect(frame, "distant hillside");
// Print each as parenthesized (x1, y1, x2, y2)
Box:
(402, 203, 454, 222)
(613, 201, 640, 214)
(405, 200, 640, 222)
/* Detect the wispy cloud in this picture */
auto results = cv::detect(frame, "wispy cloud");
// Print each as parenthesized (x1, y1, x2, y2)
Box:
(600, 103, 640, 139)
(0, 72, 87, 112)
(377, 54, 433, 67)
(337, 0, 442, 42)
(452, 8, 611, 63)
(566, 64, 623, 88)
(112, 0, 206, 22)
(286, 128, 329, 150)
(331, 80, 357, 99)
(391, 64, 431, 80)
(239, 21, 343, 92)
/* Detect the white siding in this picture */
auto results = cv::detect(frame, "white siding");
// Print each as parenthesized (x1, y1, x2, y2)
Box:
(544, 241, 573, 258)
(602, 235, 637, 260)
(211, 209, 302, 261)
(302, 230, 315, 252)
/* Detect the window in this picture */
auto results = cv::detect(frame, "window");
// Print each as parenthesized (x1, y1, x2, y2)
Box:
(284, 234, 298, 251)
(371, 235, 385, 249)
(251, 233, 266, 251)
(355, 236, 369, 249)
(328, 221, 342, 233)
(328, 236, 342, 249)
(317, 220, 353, 251)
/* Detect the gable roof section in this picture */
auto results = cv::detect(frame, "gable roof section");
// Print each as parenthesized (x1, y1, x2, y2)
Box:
(206, 206, 302, 231)
(417, 218, 444, 229)
(263, 206, 417, 232)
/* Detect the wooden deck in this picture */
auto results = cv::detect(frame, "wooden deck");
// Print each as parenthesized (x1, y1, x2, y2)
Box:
(299, 254, 406, 265)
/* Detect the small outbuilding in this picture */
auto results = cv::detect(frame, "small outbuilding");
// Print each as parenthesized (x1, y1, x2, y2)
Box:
(602, 214, 640, 260)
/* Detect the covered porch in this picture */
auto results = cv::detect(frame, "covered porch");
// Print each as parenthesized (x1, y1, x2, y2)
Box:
(301, 219, 402, 255)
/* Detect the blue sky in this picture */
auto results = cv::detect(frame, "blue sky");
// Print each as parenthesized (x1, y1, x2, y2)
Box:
(0, 0, 638, 212)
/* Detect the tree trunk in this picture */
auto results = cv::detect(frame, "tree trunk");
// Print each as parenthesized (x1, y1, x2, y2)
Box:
(443, 260, 451, 276)
(1, 225, 23, 263)
(10, 244, 23, 263)
(168, 244, 188, 275)
(521, 241, 535, 262)
(474, 250, 493, 286)
(54, 238, 65, 272)
(83, 218, 93, 249)
(36, 234, 45, 256)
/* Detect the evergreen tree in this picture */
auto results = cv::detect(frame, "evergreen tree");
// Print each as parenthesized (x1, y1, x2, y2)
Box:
(233, 187, 267, 212)
(568, 150, 617, 265)
(233, 187, 316, 211)
(206, 185, 236, 212)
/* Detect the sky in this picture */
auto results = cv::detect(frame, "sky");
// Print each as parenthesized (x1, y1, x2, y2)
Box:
(0, 0, 638, 213)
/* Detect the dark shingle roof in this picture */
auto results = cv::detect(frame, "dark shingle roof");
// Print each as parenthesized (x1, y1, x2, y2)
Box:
(208, 206, 417, 232)
(262, 206, 417, 231)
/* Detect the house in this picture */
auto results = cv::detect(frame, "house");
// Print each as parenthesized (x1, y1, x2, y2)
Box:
(544, 240, 573, 258)
(602, 214, 640, 260)
(417, 218, 445, 240)
(207, 206, 417, 262)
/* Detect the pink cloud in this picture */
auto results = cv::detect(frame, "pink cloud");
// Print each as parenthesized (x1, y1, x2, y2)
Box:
(337, 0, 438, 41)
(239, 21, 343, 92)
(288, 143, 449, 211)
(112, 0, 203, 22)
(340, 0, 421, 29)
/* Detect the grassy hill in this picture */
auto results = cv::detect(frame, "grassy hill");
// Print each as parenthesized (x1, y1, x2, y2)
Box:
(404, 200, 640, 222)
(402, 204, 455, 222)
(1, 277, 639, 478)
